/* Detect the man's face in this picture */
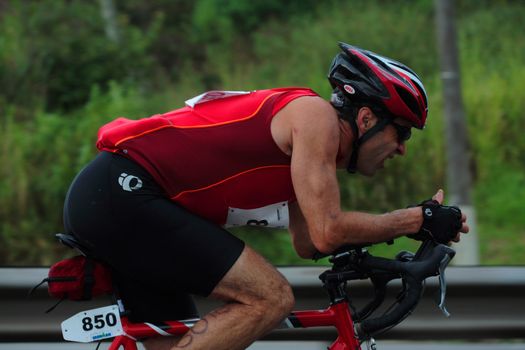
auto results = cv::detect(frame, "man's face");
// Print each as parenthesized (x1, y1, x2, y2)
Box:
(356, 116, 411, 176)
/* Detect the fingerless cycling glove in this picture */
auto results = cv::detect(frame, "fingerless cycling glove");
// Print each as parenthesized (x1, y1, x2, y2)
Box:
(408, 202, 463, 244)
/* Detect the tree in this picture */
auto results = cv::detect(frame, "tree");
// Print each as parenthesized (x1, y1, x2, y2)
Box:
(435, 0, 479, 264)
(98, 0, 120, 44)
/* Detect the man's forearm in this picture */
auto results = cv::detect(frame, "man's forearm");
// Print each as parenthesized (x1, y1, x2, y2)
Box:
(309, 207, 423, 253)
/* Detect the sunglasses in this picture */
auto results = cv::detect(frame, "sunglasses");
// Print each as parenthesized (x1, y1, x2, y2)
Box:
(391, 122, 412, 143)
(369, 107, 412, 143)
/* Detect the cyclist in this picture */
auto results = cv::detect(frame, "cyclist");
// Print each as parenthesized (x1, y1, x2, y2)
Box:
(63, 42, 468, 350)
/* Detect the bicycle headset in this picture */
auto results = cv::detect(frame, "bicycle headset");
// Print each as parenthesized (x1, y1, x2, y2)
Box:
(327, 42, 429, 173)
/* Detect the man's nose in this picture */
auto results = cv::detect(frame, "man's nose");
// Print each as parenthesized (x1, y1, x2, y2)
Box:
(397, 142, 407, 155)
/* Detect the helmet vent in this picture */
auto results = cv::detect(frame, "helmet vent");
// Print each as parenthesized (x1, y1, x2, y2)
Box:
(412, 81, 428, 111)
(394, 85, 421, 119)
(366, 54, 405, 81)
(368, 54, 390, 69)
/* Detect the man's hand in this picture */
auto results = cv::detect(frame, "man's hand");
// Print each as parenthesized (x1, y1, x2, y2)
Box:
(408, 189, 469, 244)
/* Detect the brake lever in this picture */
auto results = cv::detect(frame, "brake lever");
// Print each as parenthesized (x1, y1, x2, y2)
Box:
(436, 252, 453, 317)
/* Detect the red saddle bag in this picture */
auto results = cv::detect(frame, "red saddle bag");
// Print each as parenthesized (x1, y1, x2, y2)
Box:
(44, 255, 113, 301)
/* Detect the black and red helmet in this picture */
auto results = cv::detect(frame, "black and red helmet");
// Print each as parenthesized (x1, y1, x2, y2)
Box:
(328, 42, 428, 129)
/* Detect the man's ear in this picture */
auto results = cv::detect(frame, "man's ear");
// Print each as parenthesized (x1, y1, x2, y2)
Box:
(356, 107, 378, 136)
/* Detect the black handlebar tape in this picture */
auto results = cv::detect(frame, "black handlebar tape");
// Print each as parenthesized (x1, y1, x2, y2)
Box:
(358, 274, 421, 335)
(353, 274, 393, 321)
(356, 244, 455, 335)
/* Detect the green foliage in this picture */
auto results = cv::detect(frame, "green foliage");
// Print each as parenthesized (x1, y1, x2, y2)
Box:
(475, 169, 525, 228)
(115, 0, 202, 81)
(457, 2, 525, 243)
(479, 223, 525, 265)
(460, 6, 525, 178)
(192, 0, 318, 42)
(0, 0, 159, 114)
(1, 0, 525, 265)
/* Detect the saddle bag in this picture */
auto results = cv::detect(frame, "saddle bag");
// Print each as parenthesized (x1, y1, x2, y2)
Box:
(36, 255, 113, 301)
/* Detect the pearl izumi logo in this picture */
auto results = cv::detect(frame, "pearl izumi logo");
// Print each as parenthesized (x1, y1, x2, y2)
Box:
(118, 173, 143, 192)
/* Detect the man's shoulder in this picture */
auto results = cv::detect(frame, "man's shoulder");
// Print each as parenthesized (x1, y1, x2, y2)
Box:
(282, 94, 338, 124)
(290, 94, 332, 109)
(265, 86, 318, 95)
(273, 92, 340, 150)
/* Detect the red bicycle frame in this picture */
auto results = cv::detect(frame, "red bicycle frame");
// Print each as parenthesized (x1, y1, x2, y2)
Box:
(108, 300, 360, 350)
(56, 233, 453, 350)
(288, 302, 360, 349)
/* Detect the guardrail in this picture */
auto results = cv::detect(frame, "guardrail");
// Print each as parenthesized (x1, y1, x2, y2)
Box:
(1, 266, 524, 342)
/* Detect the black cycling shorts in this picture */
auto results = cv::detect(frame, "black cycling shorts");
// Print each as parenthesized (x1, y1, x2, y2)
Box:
(63, 151, 245, 322)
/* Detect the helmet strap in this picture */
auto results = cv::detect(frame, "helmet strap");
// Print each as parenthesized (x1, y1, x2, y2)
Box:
(346, 119, 360, 174)
(346, 117, 392, 174)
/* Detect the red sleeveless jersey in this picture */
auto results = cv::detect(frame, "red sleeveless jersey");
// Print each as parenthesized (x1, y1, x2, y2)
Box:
(97, 87, 319, 226)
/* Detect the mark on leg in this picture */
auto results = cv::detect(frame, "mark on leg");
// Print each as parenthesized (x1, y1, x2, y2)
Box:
(206, 303, 236, 320)
(191, 318, 208, 335)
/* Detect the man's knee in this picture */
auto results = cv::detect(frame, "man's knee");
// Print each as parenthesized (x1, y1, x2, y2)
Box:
(250, 263, 295, 320)
(211, 245, 295, 318)
(264, 278, 295, 318)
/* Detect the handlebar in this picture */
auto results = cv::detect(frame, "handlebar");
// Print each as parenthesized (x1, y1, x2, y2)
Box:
(357, 241, 455, 336)
(319, 240, 456, 339)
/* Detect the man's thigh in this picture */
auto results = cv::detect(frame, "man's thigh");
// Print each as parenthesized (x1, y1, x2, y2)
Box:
(105, 198, 247, 321)
(104, 200, 247, 321)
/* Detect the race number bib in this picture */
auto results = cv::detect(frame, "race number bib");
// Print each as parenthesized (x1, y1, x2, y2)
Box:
(185, 90, 251, 108)
(61, 305, 123, 343)
(225, 202, 289, 229)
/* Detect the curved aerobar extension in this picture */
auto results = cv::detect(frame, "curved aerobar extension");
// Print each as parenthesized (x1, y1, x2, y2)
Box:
(354, 240, 456, 338)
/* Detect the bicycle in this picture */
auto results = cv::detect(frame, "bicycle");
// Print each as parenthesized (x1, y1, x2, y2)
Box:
(55, 233, 455, 350)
